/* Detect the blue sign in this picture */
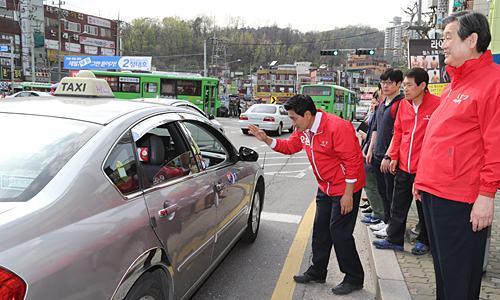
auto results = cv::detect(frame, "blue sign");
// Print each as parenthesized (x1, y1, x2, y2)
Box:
(0, 46, 8, 52)
(63, 56, 152, 71)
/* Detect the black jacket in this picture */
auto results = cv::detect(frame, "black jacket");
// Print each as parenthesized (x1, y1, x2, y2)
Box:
(372, 93, 405, 160)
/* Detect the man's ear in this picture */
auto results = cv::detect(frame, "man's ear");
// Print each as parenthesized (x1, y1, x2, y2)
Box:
(304, 111, 311, 120)
(468, 33, 479, 50)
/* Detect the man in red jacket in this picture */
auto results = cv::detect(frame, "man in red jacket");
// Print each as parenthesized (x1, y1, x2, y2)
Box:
(414, 11, 500, 299)
(248, 94, 366, 296)
(372, 68, 440, 254)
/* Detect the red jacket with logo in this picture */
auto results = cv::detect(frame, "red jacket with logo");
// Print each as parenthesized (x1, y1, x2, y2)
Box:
(390, 92, 441, 174)
(414, 50, 500, 203)
(273, 109, 366, 196)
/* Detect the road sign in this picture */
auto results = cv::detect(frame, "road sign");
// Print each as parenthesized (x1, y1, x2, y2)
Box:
(0, 46, 8, 52)
(271, 96, 277, 104)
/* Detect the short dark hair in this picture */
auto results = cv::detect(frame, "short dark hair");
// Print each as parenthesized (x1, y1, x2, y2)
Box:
(373, 91, 379, 100)
(284, 94, 317, 116)
(404, 68, 429, 90)
(380, 68, 403, 84)
(443, 11, 491, 53)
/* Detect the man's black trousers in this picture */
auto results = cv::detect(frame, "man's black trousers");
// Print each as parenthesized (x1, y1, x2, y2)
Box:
(306, 188, 364, 285)
(422, 192, 488, 300)
(372, 157, 395, 224)
(386, 169, 429, 246)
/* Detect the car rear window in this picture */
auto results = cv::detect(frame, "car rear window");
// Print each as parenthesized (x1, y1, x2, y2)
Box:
(0, 114, 99, 202)
(248, 105, 277, 114)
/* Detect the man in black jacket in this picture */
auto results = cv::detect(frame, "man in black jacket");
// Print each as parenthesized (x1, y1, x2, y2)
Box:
(365, 68, 405, 231)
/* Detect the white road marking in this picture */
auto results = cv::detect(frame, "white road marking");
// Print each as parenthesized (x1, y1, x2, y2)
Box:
(261, 212, 302, 224)
(264, 166, 313, 178)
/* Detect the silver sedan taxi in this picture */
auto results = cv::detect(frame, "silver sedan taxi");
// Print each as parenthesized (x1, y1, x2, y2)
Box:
(0, 71, 265, 300)
(238, 104, 294, 136)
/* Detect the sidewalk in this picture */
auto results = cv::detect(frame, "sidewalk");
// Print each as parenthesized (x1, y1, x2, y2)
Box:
(363, 191, 500, 300)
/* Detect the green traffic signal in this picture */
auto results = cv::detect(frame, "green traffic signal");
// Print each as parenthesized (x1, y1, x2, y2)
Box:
(320, 50, 339, 56)
(355, 49, 375, 55)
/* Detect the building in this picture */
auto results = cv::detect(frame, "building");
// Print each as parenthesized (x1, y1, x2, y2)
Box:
(0, 0, 22, 90)
(256, 64, 298, 102)
(44, 5, 118, 81)
(384, 17, 419, 62)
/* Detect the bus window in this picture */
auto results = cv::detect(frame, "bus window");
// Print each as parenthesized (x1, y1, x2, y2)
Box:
(303, 86, 331, 96)
(95, 76, 119, 92)
(121, 82, 140, 93)
(144, 83, 158, 93)
(160, 79, 175, 96)
(177, 80, 201, 96)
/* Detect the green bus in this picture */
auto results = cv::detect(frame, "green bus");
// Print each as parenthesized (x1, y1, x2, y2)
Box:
(12, 82, 53, 93)
(301, 84, 357, 121)
(91, 70, 221, 116)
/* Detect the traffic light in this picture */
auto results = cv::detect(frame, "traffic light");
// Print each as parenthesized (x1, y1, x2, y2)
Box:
(355, 49, 375, 55)
(320, 50, 339, 56)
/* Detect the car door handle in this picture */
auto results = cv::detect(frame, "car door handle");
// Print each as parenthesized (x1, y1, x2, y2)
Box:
(158, 202, 178, 219)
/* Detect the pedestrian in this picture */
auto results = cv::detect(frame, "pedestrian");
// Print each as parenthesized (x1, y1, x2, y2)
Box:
(372, 68, 440, 254)
(248, 94, 366, 296)
(365, 68, 405, 228)
(414, 11, 500, 299)
(1, 91, 5, 98)
(228, 98, 234, 118)
(360, 91, 385, 233)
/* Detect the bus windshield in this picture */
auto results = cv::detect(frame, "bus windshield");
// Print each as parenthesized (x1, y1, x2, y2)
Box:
(303, 86, 331, 96)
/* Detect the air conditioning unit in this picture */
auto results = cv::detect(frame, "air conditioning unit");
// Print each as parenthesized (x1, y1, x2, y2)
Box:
(73, 34, 79, 40)
(50, 30, 56, 37)
(62, 33, 68, 39)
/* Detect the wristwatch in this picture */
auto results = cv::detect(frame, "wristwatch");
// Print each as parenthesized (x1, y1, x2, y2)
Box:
(383, 154, 391, 160)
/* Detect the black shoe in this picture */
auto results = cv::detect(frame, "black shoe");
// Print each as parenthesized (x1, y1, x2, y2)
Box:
(332, 282, 363, 295)
(293, 273, 326, 283)
(361, 207, 372, 213)
(359, 201, 370, 208)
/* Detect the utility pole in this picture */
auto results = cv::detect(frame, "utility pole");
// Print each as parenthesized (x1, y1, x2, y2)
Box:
(54, 0, 64, 81)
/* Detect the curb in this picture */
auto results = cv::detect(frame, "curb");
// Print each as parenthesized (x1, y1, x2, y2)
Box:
(363, 222, 412, 300)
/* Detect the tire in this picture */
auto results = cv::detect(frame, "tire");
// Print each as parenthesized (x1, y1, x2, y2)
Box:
(124, 269, 167, 300)
(242, 129, 249, 134)
(241, 184, 263, 243)
(289, 125, 295, 133)
(274, 123, 282, 136)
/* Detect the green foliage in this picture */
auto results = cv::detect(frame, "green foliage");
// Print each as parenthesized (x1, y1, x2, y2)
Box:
(122, 15, 386, 73)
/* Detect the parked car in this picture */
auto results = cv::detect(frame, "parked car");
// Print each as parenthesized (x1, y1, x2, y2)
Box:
(356, 106, 369, 121)
(6, 91, 52, 98)
(132, 98, 225, 133)
(0, 71, 265, 300)
(238, 104, 294, 135)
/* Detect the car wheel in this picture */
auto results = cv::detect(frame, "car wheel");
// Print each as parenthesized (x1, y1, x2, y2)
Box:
(275, 123, 282, 136)
(242, 129, 249, 134)
(289, 125, 295, 133)
(241, 183, 263, 243)
(124, 269, 167, 300)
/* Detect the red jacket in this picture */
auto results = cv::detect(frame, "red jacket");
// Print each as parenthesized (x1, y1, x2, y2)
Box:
(414, 50, 500, 203)
(390, 92, 440, 174)
(273, 109, 366, 196)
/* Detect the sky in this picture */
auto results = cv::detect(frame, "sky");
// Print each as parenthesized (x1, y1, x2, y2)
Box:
(59, 0, 428, 32)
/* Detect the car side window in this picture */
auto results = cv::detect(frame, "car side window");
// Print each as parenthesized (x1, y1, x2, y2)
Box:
(135, 123, 200, 187)
(181, 121, 229, 168)
(103, 131, 141, 195)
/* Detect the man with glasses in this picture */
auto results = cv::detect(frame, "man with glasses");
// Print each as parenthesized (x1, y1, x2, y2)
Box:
(414, 11, 500, 298)
(365, 68, 405, 232)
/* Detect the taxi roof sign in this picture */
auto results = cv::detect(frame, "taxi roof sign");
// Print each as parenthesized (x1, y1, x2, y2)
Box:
(54, 70, 114, 98)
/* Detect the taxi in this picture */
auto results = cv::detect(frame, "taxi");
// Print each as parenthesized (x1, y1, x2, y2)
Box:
(0, 71, 265, 300)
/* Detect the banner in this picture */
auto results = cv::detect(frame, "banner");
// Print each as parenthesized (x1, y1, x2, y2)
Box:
(408, 39, 450, 96)
(63, 56, 152, 71)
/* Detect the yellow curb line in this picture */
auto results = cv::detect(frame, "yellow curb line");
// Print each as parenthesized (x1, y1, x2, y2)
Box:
(271, 199, 316, 300)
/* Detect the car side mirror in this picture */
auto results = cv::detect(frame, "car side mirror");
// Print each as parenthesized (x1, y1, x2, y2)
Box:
(208, 114, 215, 120)
(239, 146, 259, 162)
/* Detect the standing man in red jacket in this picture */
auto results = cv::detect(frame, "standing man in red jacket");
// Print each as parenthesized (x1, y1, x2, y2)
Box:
(372, 68, 440, 254)
(248, 94, 366, 296)
(414, 11, 500, 299)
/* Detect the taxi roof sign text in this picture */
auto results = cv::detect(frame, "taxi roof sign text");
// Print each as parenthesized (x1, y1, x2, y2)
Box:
(54, 70, 115, 98)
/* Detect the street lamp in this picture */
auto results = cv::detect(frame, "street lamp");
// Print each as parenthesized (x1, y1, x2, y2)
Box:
(225, 58, 241, 93)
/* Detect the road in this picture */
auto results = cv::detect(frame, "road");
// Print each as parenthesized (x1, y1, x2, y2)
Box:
(191, 117, 375, 300)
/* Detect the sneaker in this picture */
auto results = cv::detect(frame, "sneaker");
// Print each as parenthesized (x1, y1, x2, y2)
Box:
(373, 239, 404, 251)
(363, 213, 372, 218)
(374, 227, 387, 238)
(369, 221, 387, 231)
(361, 217, 382, 225)
(361, 207, 372, 213)
(359, 201, 370, 208)
(411, 243, 429, 255)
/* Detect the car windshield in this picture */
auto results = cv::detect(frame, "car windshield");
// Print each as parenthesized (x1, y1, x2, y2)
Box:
(248, 105, 277, 114)
(0, 114, 100, 202)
